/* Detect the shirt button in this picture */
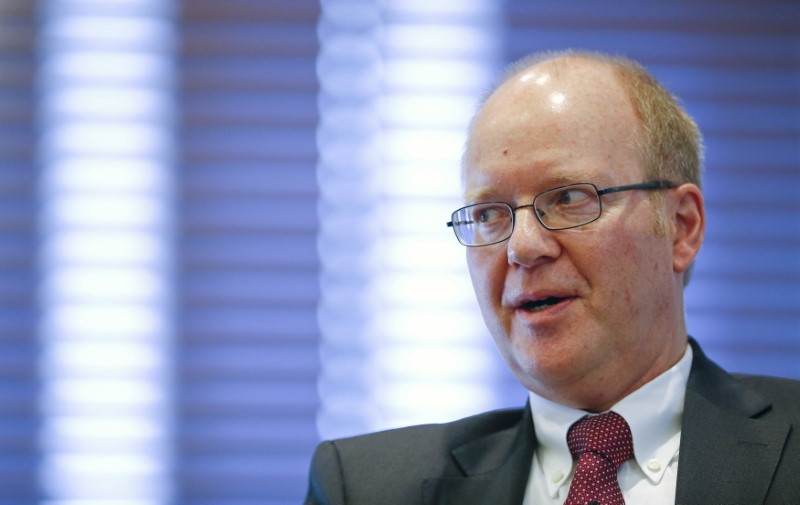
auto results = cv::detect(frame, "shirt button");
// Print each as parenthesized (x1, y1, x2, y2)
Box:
(647, 459, 662, 472)
(552, 470, 565, 483)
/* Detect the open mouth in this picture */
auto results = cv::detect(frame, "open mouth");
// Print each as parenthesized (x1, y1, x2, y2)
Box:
(520, 296, 570, 312)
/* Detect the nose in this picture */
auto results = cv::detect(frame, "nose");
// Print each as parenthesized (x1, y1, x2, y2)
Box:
(506, 206, 561, 267)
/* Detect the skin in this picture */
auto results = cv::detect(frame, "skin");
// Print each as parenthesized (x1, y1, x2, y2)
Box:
(464, 57, 705, 412)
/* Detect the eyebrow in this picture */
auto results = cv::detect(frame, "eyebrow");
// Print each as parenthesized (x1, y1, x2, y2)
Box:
(464, 170, 596, 203)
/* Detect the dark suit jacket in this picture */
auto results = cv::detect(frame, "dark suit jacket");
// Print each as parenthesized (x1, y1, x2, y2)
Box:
(305, 340, 800, 504)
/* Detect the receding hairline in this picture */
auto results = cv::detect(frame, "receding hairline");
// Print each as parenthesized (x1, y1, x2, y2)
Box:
(466, 49, 703, 185)
(476, 49, 639, 111)
(464, 50, 644, 175)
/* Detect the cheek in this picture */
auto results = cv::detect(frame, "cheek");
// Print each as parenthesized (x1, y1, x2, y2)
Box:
(467, 250, 505, 304)
(582, 231, 643, 291)
(603, 234, 669, 300)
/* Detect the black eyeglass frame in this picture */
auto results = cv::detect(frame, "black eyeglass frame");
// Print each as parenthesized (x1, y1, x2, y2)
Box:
(446, 180, 677, 247)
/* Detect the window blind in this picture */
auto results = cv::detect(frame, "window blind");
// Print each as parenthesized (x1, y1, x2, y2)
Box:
(0, 0, 39, 502)
(37, 0, 176, 502)
(316, 0, 515, 441)
(504, 0, 800, 378)
(0, 2, 792, 503)
(176, 1, 321, 503)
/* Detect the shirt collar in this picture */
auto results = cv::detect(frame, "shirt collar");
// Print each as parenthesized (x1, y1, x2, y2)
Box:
(528, 343, 693, 497)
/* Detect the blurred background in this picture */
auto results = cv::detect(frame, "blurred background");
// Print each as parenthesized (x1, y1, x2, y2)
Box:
(0, 0, 798, 504)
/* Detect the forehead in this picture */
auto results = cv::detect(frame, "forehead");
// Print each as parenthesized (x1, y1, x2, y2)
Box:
(463, 58, 642, 198)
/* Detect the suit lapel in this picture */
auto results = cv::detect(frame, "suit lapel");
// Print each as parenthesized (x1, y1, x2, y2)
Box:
(422, 406, 535, 505)
(420, 340, 791, 504)
(676, 340, 790, 505)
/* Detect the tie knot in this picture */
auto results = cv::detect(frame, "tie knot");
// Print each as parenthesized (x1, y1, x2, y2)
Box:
(567, 411, 633, 469)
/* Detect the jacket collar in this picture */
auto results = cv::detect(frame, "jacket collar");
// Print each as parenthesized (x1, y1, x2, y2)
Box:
(421, 338, 791, 505)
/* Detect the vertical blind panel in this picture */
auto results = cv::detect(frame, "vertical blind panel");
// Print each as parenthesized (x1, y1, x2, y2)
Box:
(0, 1, 40, 501)
(315, 0, 386, 440)
(177, 1, 320, 504)
(317, 0, 516, 443)
(505, 0, 800, 378)
(37, 0, 177, 503)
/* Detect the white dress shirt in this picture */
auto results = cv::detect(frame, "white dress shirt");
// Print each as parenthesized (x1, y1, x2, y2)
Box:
(522, 345, 693, 505)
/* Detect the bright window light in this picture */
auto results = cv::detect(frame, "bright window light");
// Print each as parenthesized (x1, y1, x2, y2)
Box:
(317, 0, 506, 439)
(37, 1, 175, 503)
(48, 87, 168, 118)
(46, 230, 164, 264)
(48, 194, 166, 228)
(46, 304, 165, 337)
(44, 52, 171, 82)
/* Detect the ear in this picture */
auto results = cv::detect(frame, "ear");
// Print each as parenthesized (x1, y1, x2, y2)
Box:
(670, 184, 705, 275)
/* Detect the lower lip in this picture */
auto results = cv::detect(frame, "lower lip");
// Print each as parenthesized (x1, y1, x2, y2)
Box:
(514, 297, 576, 325)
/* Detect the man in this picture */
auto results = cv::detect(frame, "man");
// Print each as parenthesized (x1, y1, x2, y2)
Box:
(304, 50, 800, 504)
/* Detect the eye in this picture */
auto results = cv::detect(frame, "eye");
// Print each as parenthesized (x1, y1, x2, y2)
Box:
(475, 205, 507, 223)
(555, 187, 593, 206)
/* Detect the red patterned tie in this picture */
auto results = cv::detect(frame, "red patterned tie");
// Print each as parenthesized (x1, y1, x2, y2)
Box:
(564, 411, 634, 505)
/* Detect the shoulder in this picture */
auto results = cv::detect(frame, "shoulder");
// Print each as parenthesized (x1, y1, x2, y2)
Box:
(735, 373, 800, 393)
(687, 339, 800, 421)
(326, 406, 527, 462)
(733, 373, 800, 418)
(305, 407, 527, 504)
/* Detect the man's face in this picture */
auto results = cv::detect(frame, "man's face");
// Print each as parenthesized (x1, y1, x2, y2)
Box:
(464, 61, 688, 411)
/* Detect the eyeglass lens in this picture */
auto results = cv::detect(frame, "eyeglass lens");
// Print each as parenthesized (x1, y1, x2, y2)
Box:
(451, 183, 602, 246)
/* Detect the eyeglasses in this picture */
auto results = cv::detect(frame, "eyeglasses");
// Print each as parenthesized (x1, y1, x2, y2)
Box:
(447, 180, 677, 247)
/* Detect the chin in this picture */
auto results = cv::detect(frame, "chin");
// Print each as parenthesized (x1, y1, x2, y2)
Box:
(511, 344, 593, 389)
